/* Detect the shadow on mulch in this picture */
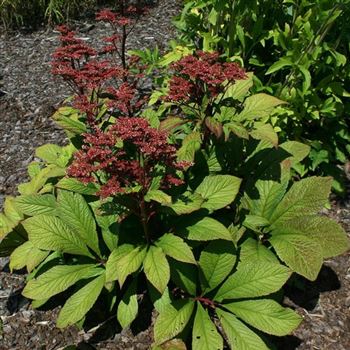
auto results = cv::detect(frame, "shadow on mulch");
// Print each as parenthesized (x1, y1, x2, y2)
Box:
(265, 263, 342, 350)
(285, 264, 341, 310)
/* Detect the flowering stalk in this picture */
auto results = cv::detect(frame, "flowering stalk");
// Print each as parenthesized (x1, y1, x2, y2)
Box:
(166, 50, 246, 138)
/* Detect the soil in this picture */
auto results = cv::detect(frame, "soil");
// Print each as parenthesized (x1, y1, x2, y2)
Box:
(0, 0, 349, 349)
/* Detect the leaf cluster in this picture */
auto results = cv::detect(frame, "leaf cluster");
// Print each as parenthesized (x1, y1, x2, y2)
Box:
(174, 0, 350, 193)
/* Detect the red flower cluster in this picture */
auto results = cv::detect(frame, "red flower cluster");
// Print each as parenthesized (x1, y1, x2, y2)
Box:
(167, 51, 246, 102)
(68, 118, 185, 198)
(106, 83, 141, 115)
(51, 25, 123, 93)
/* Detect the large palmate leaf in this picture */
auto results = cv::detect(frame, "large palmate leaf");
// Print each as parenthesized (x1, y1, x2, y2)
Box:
(270, 176, 332, 225)
(269, 231, 324, 281)
(22, 264, 103, 300)
(57, 273, 105, 328)
(23, 215, 92, 257)
(117, 279, 138, 329)
(154, 299, 195, 345)
(143, 245, 170, 293)
(215, 261, 291, 301)
(273, 216, 349, 259)
(217, 309, 269, 350)
(57, 190, 100, 256)
(156, 234, 196, 264)
(178, 216, 232, 241)
(237, 93, 285, 122)
(192, 302, 223, 350)
(105, 244, 146, 285)
(224, 300, 302, 336)
(195, 175, 241, 211)
(10, 241, 49, 272)
(244, 177, 289, 221)
(15, 194, 57, 216)
(239, 238, 278, 264)
(199, 241, 236, 293)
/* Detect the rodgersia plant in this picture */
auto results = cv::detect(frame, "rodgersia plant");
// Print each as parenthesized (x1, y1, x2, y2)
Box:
(0, 11, 349, 350)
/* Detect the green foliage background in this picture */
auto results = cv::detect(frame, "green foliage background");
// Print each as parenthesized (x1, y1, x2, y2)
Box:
(175, 0, 350, 192)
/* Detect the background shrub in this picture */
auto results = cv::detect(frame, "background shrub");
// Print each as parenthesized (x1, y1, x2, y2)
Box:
(174, 0, 350, 193)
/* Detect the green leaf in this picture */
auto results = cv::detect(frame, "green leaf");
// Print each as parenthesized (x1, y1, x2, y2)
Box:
(10, 241, 49, 272)
(245, 179, 289, 220)
(243, 215, 270, 231)
(250, 123, 278, 147)
(269, 232, 323, 281)
(145, 190, 172, 205)
(57, 273, 105, 328)
(23, 215, 92, 257)
(199, 241, 236, 293)
(265, 58, 293, 75)
(52, 108, 87, 136)
(192, 302, 223, 350)
(195, 175, 241, 211)
(159, 116, 186, 132)
(22, 264, 103, 300)
(105, 245, 146, 285)
(224, 300, 302, 336)
(225, 122, 249, 139)
(56, 177, 98, 195)
(57, 190, 100, 256)
(35, 144, 63, 165)
(305, 216, 349, 258)
(239, 238, 278, 264)
(0, 226, 26, 256)
(215, 261, 291, 301)
(154, 299, 195, 345)
(178, 217, 232, 241)
(143, 246, 170, 293)
(217, 309, 269, 350)
(15, 194, 57, 216)
(117, 279, 138, 329)
(170, 261, 197, 296)
(177, 132, 202, 162)
(223, 73, 253, 100)
(150, 286, 172, 314)
(280, 141, 310, 165)
(18, 165, 66, 195)
(3, 196, 23, 223)
(165, 193, 204, 215)
(270, 177, 332, 225)
(238, 93, 286, 122)
(156, 234, 196, 264)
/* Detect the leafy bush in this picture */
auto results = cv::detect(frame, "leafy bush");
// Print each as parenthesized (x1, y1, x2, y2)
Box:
(174, 0, 350, 193)
(0, 6, 349, 350)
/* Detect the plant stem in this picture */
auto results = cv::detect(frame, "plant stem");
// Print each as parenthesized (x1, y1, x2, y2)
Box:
(140, 196, 150, 244)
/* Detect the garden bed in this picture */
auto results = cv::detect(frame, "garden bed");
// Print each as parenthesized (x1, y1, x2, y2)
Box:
(0, 1, 349, 349)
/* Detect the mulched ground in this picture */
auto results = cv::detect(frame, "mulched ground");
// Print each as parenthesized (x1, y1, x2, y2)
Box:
(0, 1, 349, 348)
